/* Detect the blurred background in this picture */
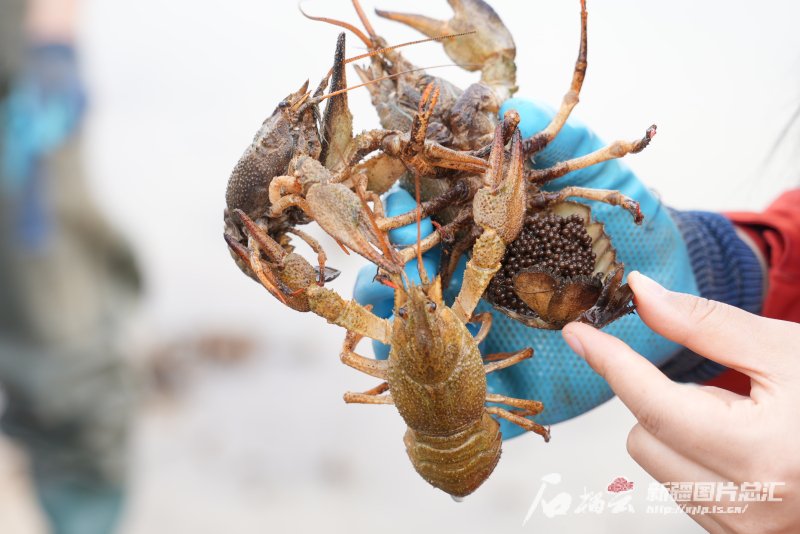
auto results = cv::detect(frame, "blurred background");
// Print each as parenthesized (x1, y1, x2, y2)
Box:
(0, 0, 798, 533)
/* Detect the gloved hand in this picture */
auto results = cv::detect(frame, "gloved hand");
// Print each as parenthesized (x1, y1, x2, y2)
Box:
(354, 97, 751, 436)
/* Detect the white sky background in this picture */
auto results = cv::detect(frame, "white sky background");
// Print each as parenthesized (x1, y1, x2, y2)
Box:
(71, 1, 800, 532)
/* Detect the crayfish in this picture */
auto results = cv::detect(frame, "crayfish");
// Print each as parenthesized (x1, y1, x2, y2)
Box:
(230, 113, 552, 497)
(222, 0, 658, 496)
(304, 0, 655, 329)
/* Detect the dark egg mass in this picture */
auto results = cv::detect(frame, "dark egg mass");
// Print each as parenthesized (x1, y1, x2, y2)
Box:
(486, 212, 600, 316)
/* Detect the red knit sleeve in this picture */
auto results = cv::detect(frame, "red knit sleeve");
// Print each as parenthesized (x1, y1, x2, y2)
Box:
(704, 189, 800, 394)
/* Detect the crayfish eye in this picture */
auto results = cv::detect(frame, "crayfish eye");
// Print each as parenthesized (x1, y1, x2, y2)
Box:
(397, 306, 408, 319)
(278, 100, 289, 109)
(426, 301, 437, 313)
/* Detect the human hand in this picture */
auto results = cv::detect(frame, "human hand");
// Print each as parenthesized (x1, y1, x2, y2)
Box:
(563, 272, 799, 533)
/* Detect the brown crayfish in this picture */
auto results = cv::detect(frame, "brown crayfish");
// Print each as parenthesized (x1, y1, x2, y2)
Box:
(222, 0, 657, 496)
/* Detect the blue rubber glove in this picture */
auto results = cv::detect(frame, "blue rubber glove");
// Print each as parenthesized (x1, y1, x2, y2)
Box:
(355, 98, 702, 436)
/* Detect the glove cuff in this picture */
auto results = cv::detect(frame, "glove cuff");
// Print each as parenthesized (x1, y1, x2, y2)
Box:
(659, 209, 764, 382)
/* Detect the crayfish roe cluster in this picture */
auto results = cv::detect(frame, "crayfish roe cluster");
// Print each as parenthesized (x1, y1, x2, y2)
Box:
(486, 212, 600, 314)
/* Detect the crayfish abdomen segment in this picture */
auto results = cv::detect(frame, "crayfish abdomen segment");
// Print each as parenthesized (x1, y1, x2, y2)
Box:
(404, 413, 502, 497)
(387, 309, 487, 434)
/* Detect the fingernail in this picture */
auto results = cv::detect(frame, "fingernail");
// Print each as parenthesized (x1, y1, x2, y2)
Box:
(563, 330, 585, 359)
(629, 271, 667, 298)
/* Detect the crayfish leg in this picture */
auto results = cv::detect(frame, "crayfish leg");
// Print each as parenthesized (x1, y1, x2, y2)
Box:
(486, 393, 544, 417)
(529, 184, 645, 224)
(286, 227, 329, 286)
(340, 330, 389, 379)
(343, 381, 394, 405)
(485, 406, 550, 442)
(469, 312, 493, 344)
(482, 348, 533, 374)
(520, 0, 588, 158)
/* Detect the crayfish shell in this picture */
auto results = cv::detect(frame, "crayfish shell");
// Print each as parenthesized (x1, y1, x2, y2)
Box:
(484, 201, 634, 329)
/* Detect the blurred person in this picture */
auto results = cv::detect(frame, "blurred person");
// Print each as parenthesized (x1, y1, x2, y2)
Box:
(0, 1, 140, 533)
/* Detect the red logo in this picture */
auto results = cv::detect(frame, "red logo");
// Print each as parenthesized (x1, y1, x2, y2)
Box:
(607, 477, 634, 493)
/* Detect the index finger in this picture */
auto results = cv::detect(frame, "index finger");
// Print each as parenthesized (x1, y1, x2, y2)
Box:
(562, 322, 748, 477)
(629, 271, 800, 384)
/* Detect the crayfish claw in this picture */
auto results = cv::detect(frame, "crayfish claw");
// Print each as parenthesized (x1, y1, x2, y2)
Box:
(223, 232, 251, 266)
(232, 209, 287, 261)
(374, 8, 446, 39)
(307, 183, 402, 274)
(376, 0, 517, 98)
(317, 265, 342, 283)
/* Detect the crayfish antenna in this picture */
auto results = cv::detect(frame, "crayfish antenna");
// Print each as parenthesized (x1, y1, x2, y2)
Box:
(298, 1, 373, 47)
(351, 0, 379, 41)
(343, 32, 476, 66)
(411, 83, 441, 287)
(414, 169, 430, 286)
(399, 269, 412, 292)
(308, 67, 440, 107)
